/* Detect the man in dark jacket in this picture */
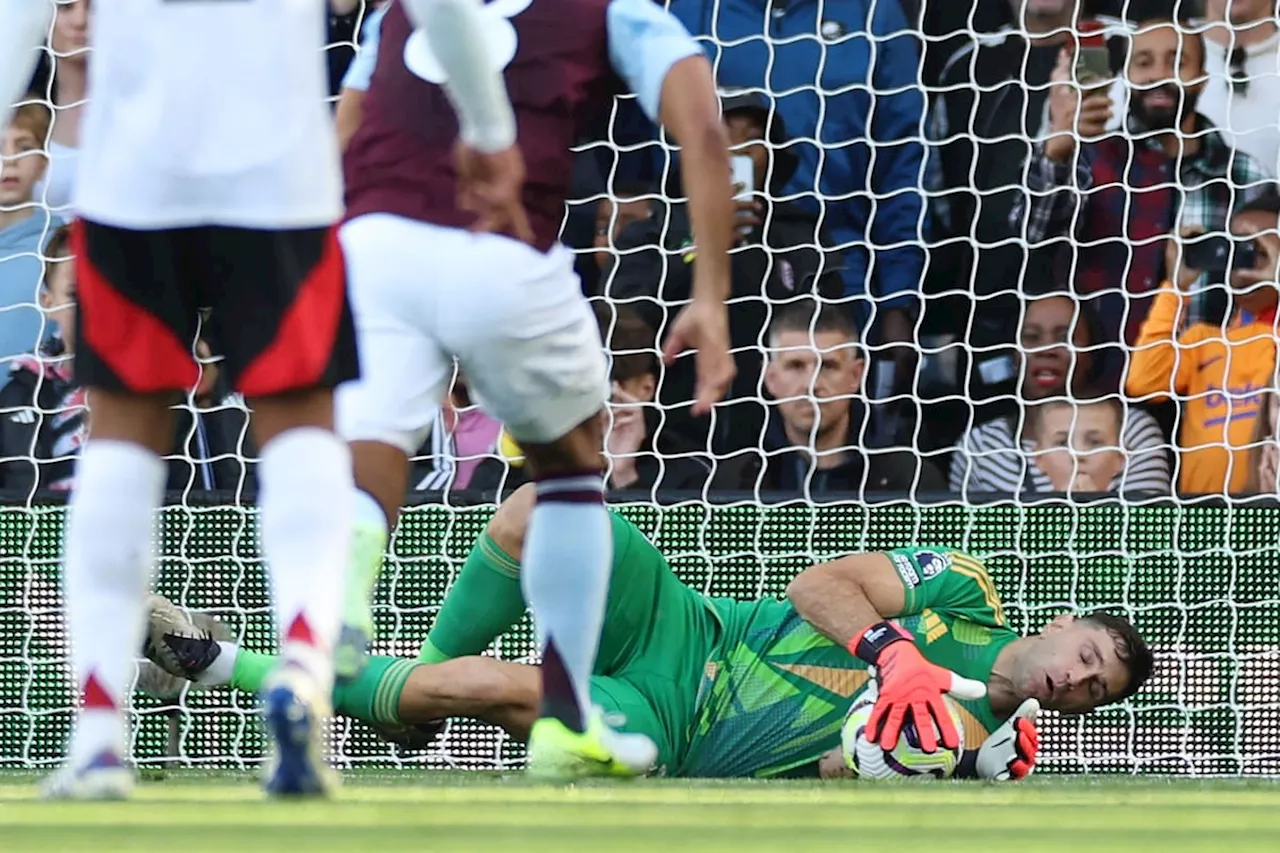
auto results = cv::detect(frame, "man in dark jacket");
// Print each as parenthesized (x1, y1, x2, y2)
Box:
(733, 299, 944, 498)
(607, 90, 843, 455)
(669, 0, 926, 345)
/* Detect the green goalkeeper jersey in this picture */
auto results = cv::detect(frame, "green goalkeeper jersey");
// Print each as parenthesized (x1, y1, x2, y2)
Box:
(675, 547, 1017, 779)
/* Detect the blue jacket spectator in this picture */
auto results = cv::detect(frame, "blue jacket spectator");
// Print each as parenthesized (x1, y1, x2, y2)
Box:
(668, 0, 927, 337)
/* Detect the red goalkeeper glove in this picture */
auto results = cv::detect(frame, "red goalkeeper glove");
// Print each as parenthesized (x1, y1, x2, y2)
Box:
(975, 698, 1040, 781)
(852, 621, 987, 753)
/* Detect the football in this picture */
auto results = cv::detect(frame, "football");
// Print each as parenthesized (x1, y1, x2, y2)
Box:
(841, 681, 965, 779)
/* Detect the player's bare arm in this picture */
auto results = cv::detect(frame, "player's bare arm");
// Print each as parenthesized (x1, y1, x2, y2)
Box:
(0, 0, 54, 131)
(401, 0, 532, 243)
(786, 554, 909, 648)
(655, 55, 736, 415)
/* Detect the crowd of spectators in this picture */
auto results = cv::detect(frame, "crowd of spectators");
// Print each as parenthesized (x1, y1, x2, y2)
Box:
(1, 0, 1278, 502)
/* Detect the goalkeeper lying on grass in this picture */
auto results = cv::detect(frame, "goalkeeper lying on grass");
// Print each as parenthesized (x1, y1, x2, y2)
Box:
(143, 484, 1152, 780)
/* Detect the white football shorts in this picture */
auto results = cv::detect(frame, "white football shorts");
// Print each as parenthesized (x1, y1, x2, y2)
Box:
(336, 213, 608, 454)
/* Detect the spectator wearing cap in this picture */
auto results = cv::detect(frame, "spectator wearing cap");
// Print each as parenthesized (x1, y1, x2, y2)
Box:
(950, 288, 1170, 496)
(609, 89, 842, 455)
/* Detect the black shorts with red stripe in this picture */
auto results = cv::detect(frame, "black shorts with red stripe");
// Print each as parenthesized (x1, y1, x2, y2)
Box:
(72, 220, 359, 398)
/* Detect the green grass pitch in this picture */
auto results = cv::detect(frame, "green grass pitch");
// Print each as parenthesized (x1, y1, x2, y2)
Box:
(2, 770, 1279, 852)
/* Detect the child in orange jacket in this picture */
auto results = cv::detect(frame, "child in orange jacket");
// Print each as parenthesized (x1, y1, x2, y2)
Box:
(1126, 195, 1280, 495)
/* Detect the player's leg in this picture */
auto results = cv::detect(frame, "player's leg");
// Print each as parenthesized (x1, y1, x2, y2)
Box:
(206, 225, 360, 797)
(445, 235, 650, 778)
(143, 594, 518, 743)
(43, 221, 195, 800)
(333, 213, 455, 679)
(418, 484, 534, 662)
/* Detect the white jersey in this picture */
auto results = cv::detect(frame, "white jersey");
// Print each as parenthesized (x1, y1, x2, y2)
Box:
(74, 0, 341, 230)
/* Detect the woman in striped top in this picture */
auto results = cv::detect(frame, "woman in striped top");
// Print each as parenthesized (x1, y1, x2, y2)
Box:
(949, 292, 1172, 496)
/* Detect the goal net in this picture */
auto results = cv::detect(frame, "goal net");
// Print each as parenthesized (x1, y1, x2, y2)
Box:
(2, 3, 1279, 777)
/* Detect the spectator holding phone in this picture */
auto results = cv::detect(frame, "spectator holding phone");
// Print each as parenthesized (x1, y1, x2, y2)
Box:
(608, 90, 842, 455)
(1126, 190, 1280, 495)
(1020, 15, 1271, 366)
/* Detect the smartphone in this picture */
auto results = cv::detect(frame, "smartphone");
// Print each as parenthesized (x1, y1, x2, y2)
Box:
(1183, 235, 1258, 275)
(730, 154, 755, 201)
(1069, 21, 1113, 89)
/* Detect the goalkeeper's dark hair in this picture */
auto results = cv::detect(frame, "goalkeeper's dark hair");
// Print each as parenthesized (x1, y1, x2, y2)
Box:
(1081, 611, 1154, 703)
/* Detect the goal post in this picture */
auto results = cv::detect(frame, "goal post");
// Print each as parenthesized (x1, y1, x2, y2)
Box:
(1, 495, 1277, 775)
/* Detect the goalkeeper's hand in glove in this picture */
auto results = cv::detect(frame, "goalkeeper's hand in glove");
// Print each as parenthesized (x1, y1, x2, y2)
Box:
(852, 621, 987, 753)
(975, 698, 1040, 781)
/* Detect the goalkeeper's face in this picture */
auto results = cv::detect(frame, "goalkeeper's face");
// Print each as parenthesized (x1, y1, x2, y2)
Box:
(1014, 615, 1133, 714)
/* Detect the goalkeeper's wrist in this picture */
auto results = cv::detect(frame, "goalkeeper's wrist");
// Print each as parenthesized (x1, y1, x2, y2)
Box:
(848, 620, 911, 665)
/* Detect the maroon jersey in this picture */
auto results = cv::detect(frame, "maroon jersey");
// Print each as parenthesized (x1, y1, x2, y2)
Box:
(344, 0, 621, 253)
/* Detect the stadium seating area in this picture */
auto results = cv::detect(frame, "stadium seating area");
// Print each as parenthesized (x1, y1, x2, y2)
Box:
(3, 0, 1278, 503)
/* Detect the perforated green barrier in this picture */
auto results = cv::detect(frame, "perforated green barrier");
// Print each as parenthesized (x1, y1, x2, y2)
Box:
(2, 499, 1277, 774)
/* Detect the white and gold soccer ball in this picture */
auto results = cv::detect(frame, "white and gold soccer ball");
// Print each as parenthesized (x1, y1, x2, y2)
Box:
(841, 680, 965, 779)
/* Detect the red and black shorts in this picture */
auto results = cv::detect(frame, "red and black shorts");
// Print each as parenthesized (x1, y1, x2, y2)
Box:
(72, 220, 360, 398)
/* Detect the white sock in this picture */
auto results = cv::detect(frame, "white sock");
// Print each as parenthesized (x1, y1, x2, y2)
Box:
(62, 441, 165, 767)
(521, 475, 611, 731)
(258, 427, 353, 694)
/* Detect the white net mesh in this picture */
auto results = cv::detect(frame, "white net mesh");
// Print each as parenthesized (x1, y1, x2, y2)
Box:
(1, 1, 1279, 776)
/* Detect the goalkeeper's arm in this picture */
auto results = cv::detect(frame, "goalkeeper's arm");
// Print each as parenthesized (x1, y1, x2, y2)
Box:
(401, 0, 517, 153)
(787, 554, 985, 752)
(0, 0, 54, 132)
(786, 554, 905, 650)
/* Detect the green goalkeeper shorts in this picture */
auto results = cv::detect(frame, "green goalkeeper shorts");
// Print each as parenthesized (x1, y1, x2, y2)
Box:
(586, 512, 721, 774)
